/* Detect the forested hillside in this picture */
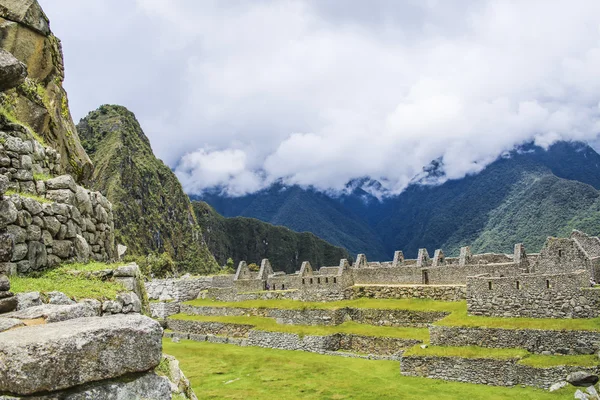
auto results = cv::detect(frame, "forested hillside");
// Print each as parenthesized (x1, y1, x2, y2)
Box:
(193, 201, 349, 274)
(200, 142, 600, 259)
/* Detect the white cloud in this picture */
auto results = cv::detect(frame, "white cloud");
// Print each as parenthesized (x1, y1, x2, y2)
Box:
(39, 0, 600, 196)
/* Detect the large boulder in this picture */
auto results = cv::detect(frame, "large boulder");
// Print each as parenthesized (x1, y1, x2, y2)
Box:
(0, 48, 26, 92)
(0, 314, 163, 395)
(0, 275, 9, 291)
(0, 0, 50, 36)
(15, 291, 41, 310)
(567, 371, 599, 387)
(0, 295, 16, 313)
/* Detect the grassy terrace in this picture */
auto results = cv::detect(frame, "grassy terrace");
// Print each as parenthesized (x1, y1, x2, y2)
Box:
(404, 344, 600, 369)
(404, 345, 529, 359)
(10, 262, 127, 300)
(170, 313, 429, 341)
(184, 297, 463, 313)
(163, 340, 568, 400)
(184, 298, 600, 331)
(519, 354, 599, 368)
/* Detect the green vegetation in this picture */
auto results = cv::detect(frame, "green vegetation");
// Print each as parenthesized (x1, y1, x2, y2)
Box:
(519, 354, 599, 368)
(10, 262, 126, 300)
(438, 308, 600, 331)
(193, 201, 349, 274)
(404, 345, 529, 360)
(185, 298, 600, 331)
(163, 340, 567, 399)
(184, 297, 463, 313)
(77, 105, 219, 275)
(33, 172, 53, 181)
(170, 314, 429, 341)
(125, 252, 177, 278)
(5, 189, 52, 204)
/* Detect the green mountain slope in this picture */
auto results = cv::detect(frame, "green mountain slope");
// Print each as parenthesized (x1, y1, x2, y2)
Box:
(201, 142, 600, 259)
(77, 105, 218, 274)
(193, 201, 350, 274)
(197, 185, 388, 260)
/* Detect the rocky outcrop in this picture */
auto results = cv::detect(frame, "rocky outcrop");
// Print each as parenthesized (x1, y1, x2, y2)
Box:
(0, 0, 92, 181)
(77, 105, 219, 275)
(0, 48, 25, 92)
(0, 314, 162, 396)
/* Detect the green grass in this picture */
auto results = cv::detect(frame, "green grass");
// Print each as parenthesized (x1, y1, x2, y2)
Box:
(184, 297, 463, 313)
(437, 308, 600, 331)
(403, 345, 529, 360)
(5, 190, 52, 204)
(10, 262, 127, 300)
(33, 172, 53, 181)
(519, 354, 599, 368)
(170, 314, 429, 341)
(186, 298, 600, 331)
(163, 340, 569, 399)
(63, 261, 125, 273)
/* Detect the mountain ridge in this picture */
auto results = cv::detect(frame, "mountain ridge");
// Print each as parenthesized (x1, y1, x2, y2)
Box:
(197, 141, 600, 260)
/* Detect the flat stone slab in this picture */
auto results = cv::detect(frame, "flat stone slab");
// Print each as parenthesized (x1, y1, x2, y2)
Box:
(0, 317, 23, 332)
(0, 372, 171, 400)
(0, 314, 163, 395)
(3, 303, 98, 323)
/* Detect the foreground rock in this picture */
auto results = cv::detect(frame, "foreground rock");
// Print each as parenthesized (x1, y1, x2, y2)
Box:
(0, 49, 26, 91)
(4, 303, 98, 323)
(0, 372, 171, 400)
(0, 317, 22, 332)
(567, 371, 600, 387)
(0, 314, 162, 395)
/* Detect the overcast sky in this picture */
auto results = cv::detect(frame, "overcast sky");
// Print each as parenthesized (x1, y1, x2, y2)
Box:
(39, 0, 600, 196)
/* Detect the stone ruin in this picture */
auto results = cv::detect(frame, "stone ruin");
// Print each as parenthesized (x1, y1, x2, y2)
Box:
(147, 230, 600, 321)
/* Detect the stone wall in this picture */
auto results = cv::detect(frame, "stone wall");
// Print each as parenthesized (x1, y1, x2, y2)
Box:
(401, 355, 519, 386)
(246, 329, 339, 353)
(179, 304, 448, 327)
(423, 262, 520, 285)
(467, 270, 600, 318)
(145, 274, 234, 302)
(429, 325, 600, 355)
(345, 284, 466, 301)
(516, 364, 600, 389)
(0, 125, 115, 274)
(401, 354, 600, 389)
(532, 237, 592, 275)
(352, 266, 422, 285)
(167, 319, 254, 337)
(150, 301, 181, 319)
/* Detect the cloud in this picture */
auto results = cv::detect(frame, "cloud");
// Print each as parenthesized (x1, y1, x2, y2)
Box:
(39, 0, 600, 196)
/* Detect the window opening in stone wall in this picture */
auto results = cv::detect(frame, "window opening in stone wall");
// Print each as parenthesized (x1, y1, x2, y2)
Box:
(326, 277, 329, 283)
(546, 279, 550, 288)
(488, 281, 493, 290)
(310, 278, 313, 284)
(516, 281, 520, 289)
(282, 284, 285, 290)
(559, 250, 563, 257)
(302, 279, 305, 285)
(318, 278, 321, 284)
(333, 277, 337, 283)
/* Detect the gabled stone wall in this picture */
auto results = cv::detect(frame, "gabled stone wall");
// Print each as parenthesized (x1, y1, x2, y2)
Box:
(467, 270, 600, 318)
